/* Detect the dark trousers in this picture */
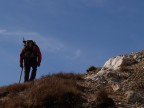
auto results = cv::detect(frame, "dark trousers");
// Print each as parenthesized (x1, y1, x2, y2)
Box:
(24, 61, 37, 82)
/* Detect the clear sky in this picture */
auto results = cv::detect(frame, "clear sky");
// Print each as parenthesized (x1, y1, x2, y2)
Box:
(0, 0, 144, 86)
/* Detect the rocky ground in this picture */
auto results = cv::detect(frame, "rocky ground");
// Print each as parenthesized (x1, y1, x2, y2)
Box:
(79, 50, 144, 108)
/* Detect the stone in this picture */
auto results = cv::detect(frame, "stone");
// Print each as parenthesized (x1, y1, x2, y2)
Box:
(125, 91, 144, 104)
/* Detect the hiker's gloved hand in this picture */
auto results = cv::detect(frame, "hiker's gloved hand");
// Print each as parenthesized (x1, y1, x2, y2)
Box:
(37, 62, 40, 67)
(20, 64, 23, 68)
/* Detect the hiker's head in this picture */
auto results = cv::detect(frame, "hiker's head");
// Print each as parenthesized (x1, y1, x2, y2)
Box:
(26, 40, 33, 48)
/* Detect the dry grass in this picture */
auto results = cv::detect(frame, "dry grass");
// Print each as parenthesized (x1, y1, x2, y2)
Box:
(0, 73, 85, 108)
(0, 83, 31, 93)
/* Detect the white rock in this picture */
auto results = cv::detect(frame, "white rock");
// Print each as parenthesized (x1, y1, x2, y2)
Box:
(102, 56, 136, 70)
(103, 56, 124, 70)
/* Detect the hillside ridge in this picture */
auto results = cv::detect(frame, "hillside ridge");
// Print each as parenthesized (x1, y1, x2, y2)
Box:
(0, 50, 144, 108)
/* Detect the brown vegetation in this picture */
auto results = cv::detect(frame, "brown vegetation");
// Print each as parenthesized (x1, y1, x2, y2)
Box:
(0, 73, 85, 108)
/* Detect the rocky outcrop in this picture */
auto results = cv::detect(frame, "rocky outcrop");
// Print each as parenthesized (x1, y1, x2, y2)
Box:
(102, 50, 144, 70)
(102, 55, 137, 70)
(84, 50, 144, 108)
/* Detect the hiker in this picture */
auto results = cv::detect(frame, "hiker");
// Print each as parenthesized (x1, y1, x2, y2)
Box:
(20, 40, 42, 82)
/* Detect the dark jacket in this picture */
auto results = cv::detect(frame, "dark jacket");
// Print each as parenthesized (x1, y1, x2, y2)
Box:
(20, 45, 42, 66)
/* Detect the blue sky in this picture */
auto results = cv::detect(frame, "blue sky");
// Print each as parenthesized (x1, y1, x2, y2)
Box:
(0, 0, 144, 86)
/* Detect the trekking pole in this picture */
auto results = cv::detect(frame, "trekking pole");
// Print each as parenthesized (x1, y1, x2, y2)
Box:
(19, 67, 23, 83)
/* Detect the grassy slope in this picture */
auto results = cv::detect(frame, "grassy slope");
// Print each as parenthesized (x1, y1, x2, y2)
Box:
(0, 73, 85, 108)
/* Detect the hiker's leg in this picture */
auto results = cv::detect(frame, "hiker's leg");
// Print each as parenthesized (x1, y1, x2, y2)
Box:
(30, 63, 37, 81)
(24, 65, 30, 82)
